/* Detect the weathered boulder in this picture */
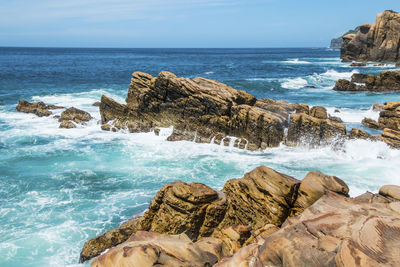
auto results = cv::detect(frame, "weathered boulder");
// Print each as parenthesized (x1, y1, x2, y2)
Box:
(334, 71, 400, 92)
(225, 192, 400, 267)
(378, 101, 400, 130)
(59, 120, 76, 129)
(290, 171, 349, 216)
(285, 113, 347, 147)
(90, 231, 220, 267)
(348, 128, 376, 140)
(341, 10, 400, 62)
(381, 128, 400, 148)
(59, 107, 92, 124)
(310, 106, 327, 119)
(16, 100, 52, 117)
(379, 185, 400, 201)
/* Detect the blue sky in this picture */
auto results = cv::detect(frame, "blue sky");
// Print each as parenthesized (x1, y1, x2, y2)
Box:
(0, 0, 398, 47)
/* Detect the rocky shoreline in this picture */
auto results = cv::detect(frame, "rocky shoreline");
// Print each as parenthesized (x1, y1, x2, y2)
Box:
(81, 165, 400, 267)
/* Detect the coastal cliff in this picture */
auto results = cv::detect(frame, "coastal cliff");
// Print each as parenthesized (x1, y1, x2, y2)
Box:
(330, 27, 360, 49)
(341, 10, 400, 62)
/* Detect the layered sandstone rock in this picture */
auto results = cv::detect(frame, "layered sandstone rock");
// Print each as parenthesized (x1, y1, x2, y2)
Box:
(333, 71, 400, 92)
(100, 71, 348, 150)
(80, 166, 352, 264)
(91, 231, 221, 267)
(341, 10, 400, 62)
(58, 107, 92, 128)
(358, 101, 400, 148)
(221, 191, 400, 267)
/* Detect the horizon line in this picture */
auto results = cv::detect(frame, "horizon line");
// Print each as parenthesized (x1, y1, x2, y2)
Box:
(0, 46, 334, 49)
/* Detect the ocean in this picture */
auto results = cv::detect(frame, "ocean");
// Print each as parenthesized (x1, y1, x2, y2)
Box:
(1, 47, 400, 266)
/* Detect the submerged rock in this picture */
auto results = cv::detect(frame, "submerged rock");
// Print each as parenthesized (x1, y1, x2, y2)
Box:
(350, 62, 367, 67)
(341, 10, 400, 62)
(16, 100, 53, 117)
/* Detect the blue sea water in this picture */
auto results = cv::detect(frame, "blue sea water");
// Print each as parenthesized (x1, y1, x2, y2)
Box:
(1, 47, 400, 266)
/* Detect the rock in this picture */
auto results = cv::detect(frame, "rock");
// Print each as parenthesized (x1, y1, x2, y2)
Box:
(334, 109, 340, 113)
(372, 104, 385, 111)
(153, 128, 160, 136)
(100, 124, 111, 131)
(328, 115, 343, 123)
(381, 128, 400, 148)
(59, 120, 76, 129)
(362, 117, 383, 129)
(303, 85, 316, 89)
(333, 79, 360, 91)
(350, 62, 366, 67)
(378, 101, 400, 130)
(379, 185, 400, 201)
(90, 231, 219, 267)
(341, 10, 400, 62)
(355, 191, 394, 204)
(228, 192, 400, 266)
(100, 72, 321, 150)
(285, 113, 347, 147)
(92, 101, 101, 107)
(47, 104, 64, 110)
(310, 106, 327, 119)
(59, 107, 92, 124)
(396, 63, 400, 67)
(16, 100, 52, 117)
(219, 166, 300, 229)
(291, 171, 349, 216)
(334, 71, 400, 92)
(80, 166, 301, 262)
(348, 128, 374, 140)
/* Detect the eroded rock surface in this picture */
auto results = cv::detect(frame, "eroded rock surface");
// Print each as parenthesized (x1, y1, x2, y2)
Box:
(341, 10, 400, 62)
(99, 71, 349, 150)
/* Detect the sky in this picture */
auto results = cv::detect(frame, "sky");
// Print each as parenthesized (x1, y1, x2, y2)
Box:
(0, 0, 398, 48)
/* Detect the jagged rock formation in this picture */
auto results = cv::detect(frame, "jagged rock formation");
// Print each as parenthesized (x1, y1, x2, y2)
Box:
(341, 10, 400, 62)
(81, 166, 400, 267)
(100, 71, 347, 150)
(333, 71, 400, 92)
(80, 166, 351, 263)
(355, 101, 400, 148)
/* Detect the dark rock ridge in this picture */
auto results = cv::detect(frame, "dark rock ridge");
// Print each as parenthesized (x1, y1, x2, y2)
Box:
(356, 101, 400, 148)
(341, 10, 400, 62)
(100, 71, 347, 150)
(333, 71, 400, 92)
(81, 166, 400, 267)
(80, 166, 350, 263)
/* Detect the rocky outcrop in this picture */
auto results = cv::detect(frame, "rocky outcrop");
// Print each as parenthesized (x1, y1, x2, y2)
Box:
(82, 166, 400, 266)
(358, 101, 400, 148)
(285, 113, 346, 147)
(16, 100, 53, 117)
(333, 71, 400, 92)
(100, 71, 349, 150)
(222, 191, 400, 266)
(341, 10, 400, 62)
(58, 107, 92, 128)
(80, 166, 352, 264)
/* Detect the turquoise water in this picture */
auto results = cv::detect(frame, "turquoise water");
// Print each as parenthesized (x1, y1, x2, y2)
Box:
(1, 48, 400, 266)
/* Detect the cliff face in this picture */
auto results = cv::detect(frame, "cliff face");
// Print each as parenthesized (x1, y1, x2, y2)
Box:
(330, 27, 359, 49)
(341, 10, 400, 62)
